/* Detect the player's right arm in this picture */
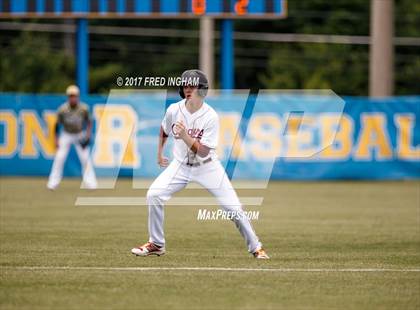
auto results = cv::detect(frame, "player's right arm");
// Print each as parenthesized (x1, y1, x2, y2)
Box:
(54, 107, 64, 149)
(157, 126, 169, 167)
(158, 105, 173, 167)
(54, 122, 59, 149)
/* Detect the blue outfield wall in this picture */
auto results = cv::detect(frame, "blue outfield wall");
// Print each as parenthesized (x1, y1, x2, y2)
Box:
(0, 92, 419, 180)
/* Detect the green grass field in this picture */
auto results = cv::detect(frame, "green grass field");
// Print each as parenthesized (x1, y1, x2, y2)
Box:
(0, 177, 419, 309)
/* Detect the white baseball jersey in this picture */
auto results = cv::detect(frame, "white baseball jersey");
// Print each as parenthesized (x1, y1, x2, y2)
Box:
(161, 99, 219, 164)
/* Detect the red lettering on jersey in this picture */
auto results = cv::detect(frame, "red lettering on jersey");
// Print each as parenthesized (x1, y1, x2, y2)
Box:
(187, 128, 204, 139)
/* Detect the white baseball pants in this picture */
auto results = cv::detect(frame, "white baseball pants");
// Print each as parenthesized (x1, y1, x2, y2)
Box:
(147, 159, 262, 253)
(47, 131, 97, 189)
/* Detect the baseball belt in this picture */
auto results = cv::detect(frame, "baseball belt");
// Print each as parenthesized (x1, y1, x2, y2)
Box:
(186, 157, 212, 167)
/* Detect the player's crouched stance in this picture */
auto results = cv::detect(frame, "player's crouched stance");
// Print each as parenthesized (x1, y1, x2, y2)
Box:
(131, 70, 269, 259)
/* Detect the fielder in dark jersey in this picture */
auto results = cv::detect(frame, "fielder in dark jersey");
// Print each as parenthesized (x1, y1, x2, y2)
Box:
(47, 85, 97, 190)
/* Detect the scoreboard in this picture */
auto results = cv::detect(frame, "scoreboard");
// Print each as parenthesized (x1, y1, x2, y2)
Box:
(0, 0, 287, 93)
(0, 0, 287, 19)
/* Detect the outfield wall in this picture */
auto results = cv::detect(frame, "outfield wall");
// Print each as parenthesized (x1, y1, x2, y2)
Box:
(0, 93, 419, 180)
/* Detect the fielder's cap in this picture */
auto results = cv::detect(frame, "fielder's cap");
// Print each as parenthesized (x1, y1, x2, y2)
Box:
(66, 85, 80, 96)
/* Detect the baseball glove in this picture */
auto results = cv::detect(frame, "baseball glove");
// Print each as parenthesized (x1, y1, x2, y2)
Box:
(79, 136, 90, 149)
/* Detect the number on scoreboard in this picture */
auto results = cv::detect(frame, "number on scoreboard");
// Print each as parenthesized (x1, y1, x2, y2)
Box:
(0, 0, 287, 19)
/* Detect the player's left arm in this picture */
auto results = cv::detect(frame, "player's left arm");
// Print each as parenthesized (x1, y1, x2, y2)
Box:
(86, 119, 93, 139)
(175, 114, 218, 158)
(176, 129, 210, 157)
(84, 106, 93, 139)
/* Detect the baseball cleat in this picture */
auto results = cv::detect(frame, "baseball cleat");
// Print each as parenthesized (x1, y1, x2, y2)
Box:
(131, 242, 165, 256)
(47, 184, 57, 191)
(253, 248, 270, 259)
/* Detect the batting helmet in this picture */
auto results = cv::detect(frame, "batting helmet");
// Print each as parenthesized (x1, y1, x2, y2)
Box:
(179, 69, 209, 99)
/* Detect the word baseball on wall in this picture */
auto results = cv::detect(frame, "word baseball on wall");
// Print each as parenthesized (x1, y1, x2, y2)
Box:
(0, 93, 419, 180)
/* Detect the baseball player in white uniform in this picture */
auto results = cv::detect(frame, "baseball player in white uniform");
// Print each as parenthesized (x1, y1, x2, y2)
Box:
(47, 85, 97, 190)
(131, 70, 269, 259)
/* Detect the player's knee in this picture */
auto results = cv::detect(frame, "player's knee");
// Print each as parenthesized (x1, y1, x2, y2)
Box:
(146, 188, 162, 203)
(56, 151, 66, 161)
(220, 201, 242, 213)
